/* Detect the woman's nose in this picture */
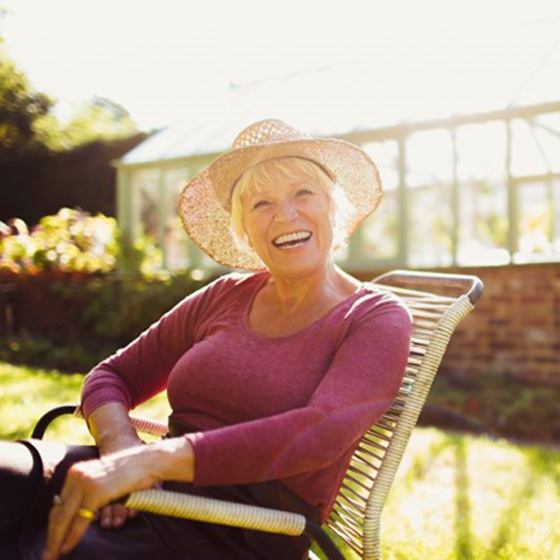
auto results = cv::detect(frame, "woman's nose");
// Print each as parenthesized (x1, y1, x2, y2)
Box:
(274, 200, 298, 221)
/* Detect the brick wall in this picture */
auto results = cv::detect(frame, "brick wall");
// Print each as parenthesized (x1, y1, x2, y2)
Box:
(359, 263, 560, 386)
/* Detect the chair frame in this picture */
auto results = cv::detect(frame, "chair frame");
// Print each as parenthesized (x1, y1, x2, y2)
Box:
(31, 269, 483, 560)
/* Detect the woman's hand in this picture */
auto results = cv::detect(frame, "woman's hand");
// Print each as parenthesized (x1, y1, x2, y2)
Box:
(42, 445, 156, 560)
(42, 437, 195, 560)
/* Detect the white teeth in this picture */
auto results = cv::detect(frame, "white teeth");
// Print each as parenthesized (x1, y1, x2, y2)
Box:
(273, 231, 312, 245)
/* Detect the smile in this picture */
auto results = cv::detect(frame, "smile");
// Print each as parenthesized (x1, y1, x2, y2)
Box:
(272, 230, 313, 249)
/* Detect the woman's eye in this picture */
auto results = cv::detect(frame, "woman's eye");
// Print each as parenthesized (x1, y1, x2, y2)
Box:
(296, 188, 314, 196)
(253, 200, 270, 210)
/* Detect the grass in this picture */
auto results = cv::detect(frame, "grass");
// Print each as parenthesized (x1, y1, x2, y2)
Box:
(1, 362, 559, 559)
(0, 361, 170, 442)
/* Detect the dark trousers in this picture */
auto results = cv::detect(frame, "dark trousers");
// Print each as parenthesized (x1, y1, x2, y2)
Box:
(0, 439, 317, 560)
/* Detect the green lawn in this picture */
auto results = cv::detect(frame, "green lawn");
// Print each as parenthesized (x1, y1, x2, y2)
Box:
(1, 362, 559, 559)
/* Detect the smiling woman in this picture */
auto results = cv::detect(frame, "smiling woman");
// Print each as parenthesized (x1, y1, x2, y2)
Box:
(230, 157, 357, 258)
(0, 118, 412, 560)
(232, 159, 336, 279)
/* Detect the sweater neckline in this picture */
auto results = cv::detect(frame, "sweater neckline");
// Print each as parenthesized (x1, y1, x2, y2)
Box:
(240, 272, 367, 342)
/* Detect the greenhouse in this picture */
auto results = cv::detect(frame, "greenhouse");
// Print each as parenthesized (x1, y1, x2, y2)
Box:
(114, 94, 560, 273)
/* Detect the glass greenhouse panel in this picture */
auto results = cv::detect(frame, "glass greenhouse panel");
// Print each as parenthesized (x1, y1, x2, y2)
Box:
(514, 179, 560, 262)
(163, 167, 190, 270)
(358, 141, 399, 262)
(360, 191, 398, 261)
(406, 129, 453, 187)
(362, 140, 399, 190)
(131, 168, 163, 269)
(533, 113, 560, 174)
(133, 168, 160, 239)
(457, 122, 506, 182)
(406, 130, 454, 267)
(408, 184, 453, 267)
(531, 126, 560, 175)
(457, 179, 509, 265)
(456, 123, 509, 265)
(511, 119, 550, 177)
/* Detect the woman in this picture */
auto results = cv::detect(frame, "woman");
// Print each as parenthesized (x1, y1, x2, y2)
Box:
(0, 119, 412, 560)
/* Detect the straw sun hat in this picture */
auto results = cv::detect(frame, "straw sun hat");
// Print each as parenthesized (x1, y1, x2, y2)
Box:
(178, 118, 382, 270)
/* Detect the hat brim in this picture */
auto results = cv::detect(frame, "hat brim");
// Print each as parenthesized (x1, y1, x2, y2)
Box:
(178, 137, 382, 271)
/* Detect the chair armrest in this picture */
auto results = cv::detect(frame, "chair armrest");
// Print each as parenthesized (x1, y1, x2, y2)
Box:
(126, 488, 306, 535)
(31, 404, 169, 440)
(125, 490, 344, 560)
(373, 269, 484, 304)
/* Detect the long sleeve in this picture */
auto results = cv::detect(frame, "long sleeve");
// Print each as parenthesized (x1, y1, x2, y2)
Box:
(185, 296, 412, 487)
(80, 274, 235, 418)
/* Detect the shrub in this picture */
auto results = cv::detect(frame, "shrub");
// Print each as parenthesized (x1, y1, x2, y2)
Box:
(0, 334, 110, 372)
(0, 208, 215, 371)
(53, 270, 211, 347)
(0, 208, 119, 273)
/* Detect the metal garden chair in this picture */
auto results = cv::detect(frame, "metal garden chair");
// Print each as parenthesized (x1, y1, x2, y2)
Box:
(32, 269, 483, 560)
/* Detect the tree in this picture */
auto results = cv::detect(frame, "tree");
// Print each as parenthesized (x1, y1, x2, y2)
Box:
(36, 96, 138, 151)
(0, 34, 139, 155)
(0, 37, 53, 155)
(0, 31, 146, 223)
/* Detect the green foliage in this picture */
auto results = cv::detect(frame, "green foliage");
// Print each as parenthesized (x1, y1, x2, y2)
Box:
(0, 272, 211, 373)
(52, 269, 209, 347)
(0, 35, 138, 156)
(0, 37, 53, 154)
(0, 208, 119, 273)
(0, 334, 109, 375)
(0, 208, 213, 371)
(35, 96, 138, 151)
(0, 268, 210, 372)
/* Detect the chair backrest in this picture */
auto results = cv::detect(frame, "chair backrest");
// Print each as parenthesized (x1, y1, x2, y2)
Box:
(325, 270, 483, 560)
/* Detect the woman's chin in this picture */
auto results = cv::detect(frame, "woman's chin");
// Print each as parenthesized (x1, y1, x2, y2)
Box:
(265, 252, 329, 278)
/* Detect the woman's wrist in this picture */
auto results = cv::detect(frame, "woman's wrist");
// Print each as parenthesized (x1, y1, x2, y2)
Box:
(98, 434, 144, 456)
(87, 402, 142, 455)
(146, 437, 195, 483)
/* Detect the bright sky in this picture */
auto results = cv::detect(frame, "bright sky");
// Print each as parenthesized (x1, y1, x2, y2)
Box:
(1, 0, 559, 131)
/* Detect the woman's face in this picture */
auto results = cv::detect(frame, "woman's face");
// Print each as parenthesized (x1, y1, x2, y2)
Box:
(240, 170, 334, 278)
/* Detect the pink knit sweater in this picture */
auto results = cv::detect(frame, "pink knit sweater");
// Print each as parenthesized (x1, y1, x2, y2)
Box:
(81, 271, 412, 521)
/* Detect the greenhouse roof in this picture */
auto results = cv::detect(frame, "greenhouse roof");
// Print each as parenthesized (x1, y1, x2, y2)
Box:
(119, 54, 560, 167)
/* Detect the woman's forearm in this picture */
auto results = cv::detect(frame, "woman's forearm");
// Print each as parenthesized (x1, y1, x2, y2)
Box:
(87, 402, 143, 454)
(87, 402, 195, 482)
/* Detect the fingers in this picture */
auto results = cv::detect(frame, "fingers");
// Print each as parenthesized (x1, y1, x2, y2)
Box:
(43, 489, 95, 560)
(45, 502, 135, 559)
(43, 447, 155, 558)
(43, 491, 79, 560)
(43, 465, 100, 560)
(59, 507, 96, 556)
(99, 503, 134, 529)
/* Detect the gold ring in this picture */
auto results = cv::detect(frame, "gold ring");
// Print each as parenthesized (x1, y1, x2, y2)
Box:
(77, 507, 96, 521)
(52, 494, 64, 507)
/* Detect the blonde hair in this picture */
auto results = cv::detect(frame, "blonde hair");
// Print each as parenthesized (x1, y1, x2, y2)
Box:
(230, 156, 356, 254)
